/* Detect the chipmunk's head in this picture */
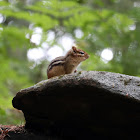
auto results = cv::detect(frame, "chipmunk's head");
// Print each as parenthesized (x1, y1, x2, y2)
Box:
(68, 46, 89, 62)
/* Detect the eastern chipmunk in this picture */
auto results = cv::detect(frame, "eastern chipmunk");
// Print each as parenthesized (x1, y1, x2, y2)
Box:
(47, 46, 89, 79)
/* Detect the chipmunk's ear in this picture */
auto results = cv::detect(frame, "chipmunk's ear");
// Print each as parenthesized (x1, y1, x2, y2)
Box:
(72, 46, 77, 52)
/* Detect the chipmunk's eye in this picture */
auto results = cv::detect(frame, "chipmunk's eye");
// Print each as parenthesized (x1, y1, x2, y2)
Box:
(79, 51, 84, 55)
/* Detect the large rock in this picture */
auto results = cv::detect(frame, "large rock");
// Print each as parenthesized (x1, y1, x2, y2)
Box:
(12, 71, 140, 139)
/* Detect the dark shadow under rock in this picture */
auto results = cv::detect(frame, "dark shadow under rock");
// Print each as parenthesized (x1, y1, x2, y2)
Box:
(12, 71, 140, 139)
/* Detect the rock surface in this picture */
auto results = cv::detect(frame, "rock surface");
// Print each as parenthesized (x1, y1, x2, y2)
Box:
(12, 71, 140, 139)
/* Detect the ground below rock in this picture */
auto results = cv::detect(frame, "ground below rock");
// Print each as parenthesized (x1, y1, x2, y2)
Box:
(0, 125, 59, 140)
(12, 71, 140, 140)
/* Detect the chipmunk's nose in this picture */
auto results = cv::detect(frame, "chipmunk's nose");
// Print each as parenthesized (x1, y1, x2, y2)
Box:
(86, 54, 90, 59)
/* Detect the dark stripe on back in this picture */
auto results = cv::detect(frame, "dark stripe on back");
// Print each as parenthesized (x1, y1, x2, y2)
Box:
(47, 57, 65, 72)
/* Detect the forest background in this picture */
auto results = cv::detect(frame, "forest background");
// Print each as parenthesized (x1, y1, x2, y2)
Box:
(0, 0, 140, 124)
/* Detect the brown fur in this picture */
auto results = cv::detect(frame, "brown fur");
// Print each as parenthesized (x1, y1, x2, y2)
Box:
(47, 46, 89, 79)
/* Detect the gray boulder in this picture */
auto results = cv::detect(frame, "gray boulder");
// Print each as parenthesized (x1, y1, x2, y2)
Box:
(12, 71, 140, 139)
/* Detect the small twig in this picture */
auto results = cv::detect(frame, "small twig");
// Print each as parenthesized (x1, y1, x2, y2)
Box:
(0, 128, 10, 140)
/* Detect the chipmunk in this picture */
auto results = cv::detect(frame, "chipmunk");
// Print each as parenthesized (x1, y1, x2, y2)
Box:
(47, 46, 89, 79)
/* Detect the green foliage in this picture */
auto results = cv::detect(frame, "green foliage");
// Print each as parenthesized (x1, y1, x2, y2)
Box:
(0, 0, 140, 124)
